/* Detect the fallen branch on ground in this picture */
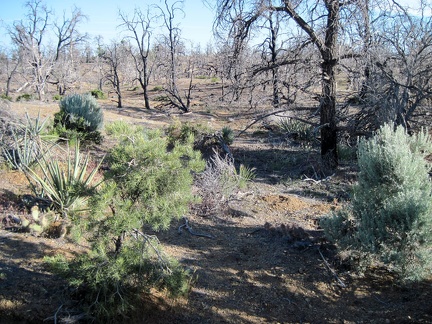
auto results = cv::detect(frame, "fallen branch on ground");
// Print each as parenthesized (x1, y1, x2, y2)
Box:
(178, 217, 214, 239)
(318, 247, 346, 288)
(302, 173, 335, 184)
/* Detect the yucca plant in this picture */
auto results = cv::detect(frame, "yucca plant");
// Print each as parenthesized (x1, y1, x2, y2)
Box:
(221, 126, 235, 145)
(26, 141, 104, 218)
(278, 118, 314, 141)
(2, 111, 53, 170)
(238, 164, 256, 188)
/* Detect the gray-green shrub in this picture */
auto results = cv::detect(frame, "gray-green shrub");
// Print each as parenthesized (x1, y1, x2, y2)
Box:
(57, 94, 103, 131)
(322, 123, 432, 281)
(54, 94, 104, 143)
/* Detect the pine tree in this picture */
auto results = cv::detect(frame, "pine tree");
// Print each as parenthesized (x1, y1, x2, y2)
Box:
(47, 127, 205, 319)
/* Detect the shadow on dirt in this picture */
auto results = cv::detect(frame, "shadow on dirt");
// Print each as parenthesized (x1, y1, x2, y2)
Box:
(232, 143, 355, 202)
(0, 235, 70, 323)
(140, 218, 432, 324)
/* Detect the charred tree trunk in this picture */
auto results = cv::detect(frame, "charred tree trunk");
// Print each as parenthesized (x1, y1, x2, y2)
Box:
(320, 58, 338, 168)
(319, 0, 339, 169)
(269, 15, 280, 107)
(282, 0, 340, 169)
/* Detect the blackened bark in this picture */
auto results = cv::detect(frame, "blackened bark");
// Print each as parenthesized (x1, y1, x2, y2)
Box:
(269, 16, 280, 107)
(319, 0, 339, 168)
(143, 87, 150, 110)
(281, 0, 340, 169)
(320, 59, 338, 168)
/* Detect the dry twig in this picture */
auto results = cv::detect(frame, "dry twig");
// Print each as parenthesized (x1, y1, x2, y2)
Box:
(178, 217, 214, 239)
(318, 248, 346, 288)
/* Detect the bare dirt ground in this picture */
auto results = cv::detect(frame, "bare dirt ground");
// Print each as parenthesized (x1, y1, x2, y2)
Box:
(1, 85, 432, 323)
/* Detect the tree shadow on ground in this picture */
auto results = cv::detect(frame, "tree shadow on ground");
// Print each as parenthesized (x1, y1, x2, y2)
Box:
(0, 214, 431, 323)
(232, 142, 355, 202)
(0, 234, 71, 323)
(143, 218, 432, 323)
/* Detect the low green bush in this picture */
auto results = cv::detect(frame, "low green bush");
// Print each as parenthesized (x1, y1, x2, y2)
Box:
(0, 94, 12, 101)
(221, 126, 235, 145)
(105, 120, 142, 138)
(154, 95, 170, 102)
(165, 120, 212, 147)
(46, 129, 205, 319)
(89, 89, 106, 99)
(16, 93, 32, 102)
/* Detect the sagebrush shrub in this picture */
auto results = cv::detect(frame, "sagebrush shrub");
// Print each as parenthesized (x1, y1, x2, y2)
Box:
(322, 123, 432, 281)
(54, 94, 104, 143)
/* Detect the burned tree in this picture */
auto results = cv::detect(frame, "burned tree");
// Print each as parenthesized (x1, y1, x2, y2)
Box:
(156, 0, 192, 112)
(8, 0, 52, 100)
(215, 0, 381, 168)
(50, 7, 88, 95)
(119, 7, 156, 110)
(8, 0, 87, 99)
(100, 40, 131, 108)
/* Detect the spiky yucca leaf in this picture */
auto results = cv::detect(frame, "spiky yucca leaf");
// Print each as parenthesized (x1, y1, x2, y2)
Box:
(26, 141, 104, 217)
(2, 111, 54, 170)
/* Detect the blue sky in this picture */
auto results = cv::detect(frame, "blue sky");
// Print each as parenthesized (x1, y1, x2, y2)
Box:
(0, 0, 216, 48)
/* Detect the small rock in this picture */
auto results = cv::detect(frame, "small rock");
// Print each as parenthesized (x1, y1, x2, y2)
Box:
(9, 214, 22, 224)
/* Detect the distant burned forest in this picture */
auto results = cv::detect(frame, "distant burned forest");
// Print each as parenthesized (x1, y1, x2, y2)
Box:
(1, 0, 432, 166)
